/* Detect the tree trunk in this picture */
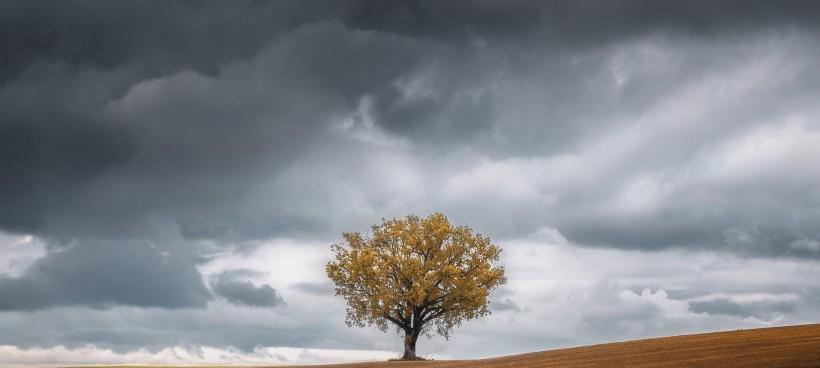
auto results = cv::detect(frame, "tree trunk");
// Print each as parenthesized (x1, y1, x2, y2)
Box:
(401, 330, 419, 360)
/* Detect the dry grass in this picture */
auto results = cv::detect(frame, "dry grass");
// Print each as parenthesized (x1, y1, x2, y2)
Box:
(69, 323, 820, 368)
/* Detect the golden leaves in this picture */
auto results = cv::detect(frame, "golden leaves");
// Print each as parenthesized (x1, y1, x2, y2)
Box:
(326, 213, 507, 338)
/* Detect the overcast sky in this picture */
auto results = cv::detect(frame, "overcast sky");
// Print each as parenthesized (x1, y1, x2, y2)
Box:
(2, 1, 820, 366)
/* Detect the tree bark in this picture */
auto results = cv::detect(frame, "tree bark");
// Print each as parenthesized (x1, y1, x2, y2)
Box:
(401, 330, 420, 360)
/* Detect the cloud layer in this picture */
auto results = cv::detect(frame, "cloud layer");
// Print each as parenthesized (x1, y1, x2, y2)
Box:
(2, 0, 820, 364)
(1, 236, 819, 366)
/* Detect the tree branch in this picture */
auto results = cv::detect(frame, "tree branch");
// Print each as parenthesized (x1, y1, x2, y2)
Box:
(384, 314, 409, 330)
(422, 309, 447, 324)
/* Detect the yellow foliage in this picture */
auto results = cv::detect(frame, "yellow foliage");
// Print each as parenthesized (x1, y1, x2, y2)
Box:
(326, 213, 506, 341)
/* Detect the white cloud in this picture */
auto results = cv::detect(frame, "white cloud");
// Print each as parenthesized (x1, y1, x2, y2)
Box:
(0, 344, 394, 368)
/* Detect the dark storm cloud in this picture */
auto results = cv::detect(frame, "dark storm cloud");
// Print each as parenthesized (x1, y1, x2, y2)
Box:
(0, 239, 210, 310)
(0, 17, 439, 241)
(0, 0, 448, 311)
(2, 0, 820, 242)
(210, 270, 283, 308)
(343, 0, 820, 43)
(339, 0, 820, 149)
(0, 1, 349, 84)
(2, 0, 820, 318)
(0, 115, 133, 231)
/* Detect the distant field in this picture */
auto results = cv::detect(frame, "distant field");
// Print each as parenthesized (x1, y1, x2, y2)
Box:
(70, 323, 820, 368)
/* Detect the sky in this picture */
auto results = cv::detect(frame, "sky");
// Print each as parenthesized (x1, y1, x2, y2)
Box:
(2, 0, 820, 366)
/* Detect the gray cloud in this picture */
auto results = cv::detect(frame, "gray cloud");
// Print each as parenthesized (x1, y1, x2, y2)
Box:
(489, 287, 524, 313)
(290, 282, 335, 297)
(0, 239, 209, 310)
(210, 270, 283, 308)
(491, 298, 523, 313)
(689, 298, 798, 321)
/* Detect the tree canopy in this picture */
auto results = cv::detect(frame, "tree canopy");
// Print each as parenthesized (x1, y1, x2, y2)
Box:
(326, 213, 506, 360)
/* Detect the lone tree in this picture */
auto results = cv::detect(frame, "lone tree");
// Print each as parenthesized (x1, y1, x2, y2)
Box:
(326, 213, 506, 360)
